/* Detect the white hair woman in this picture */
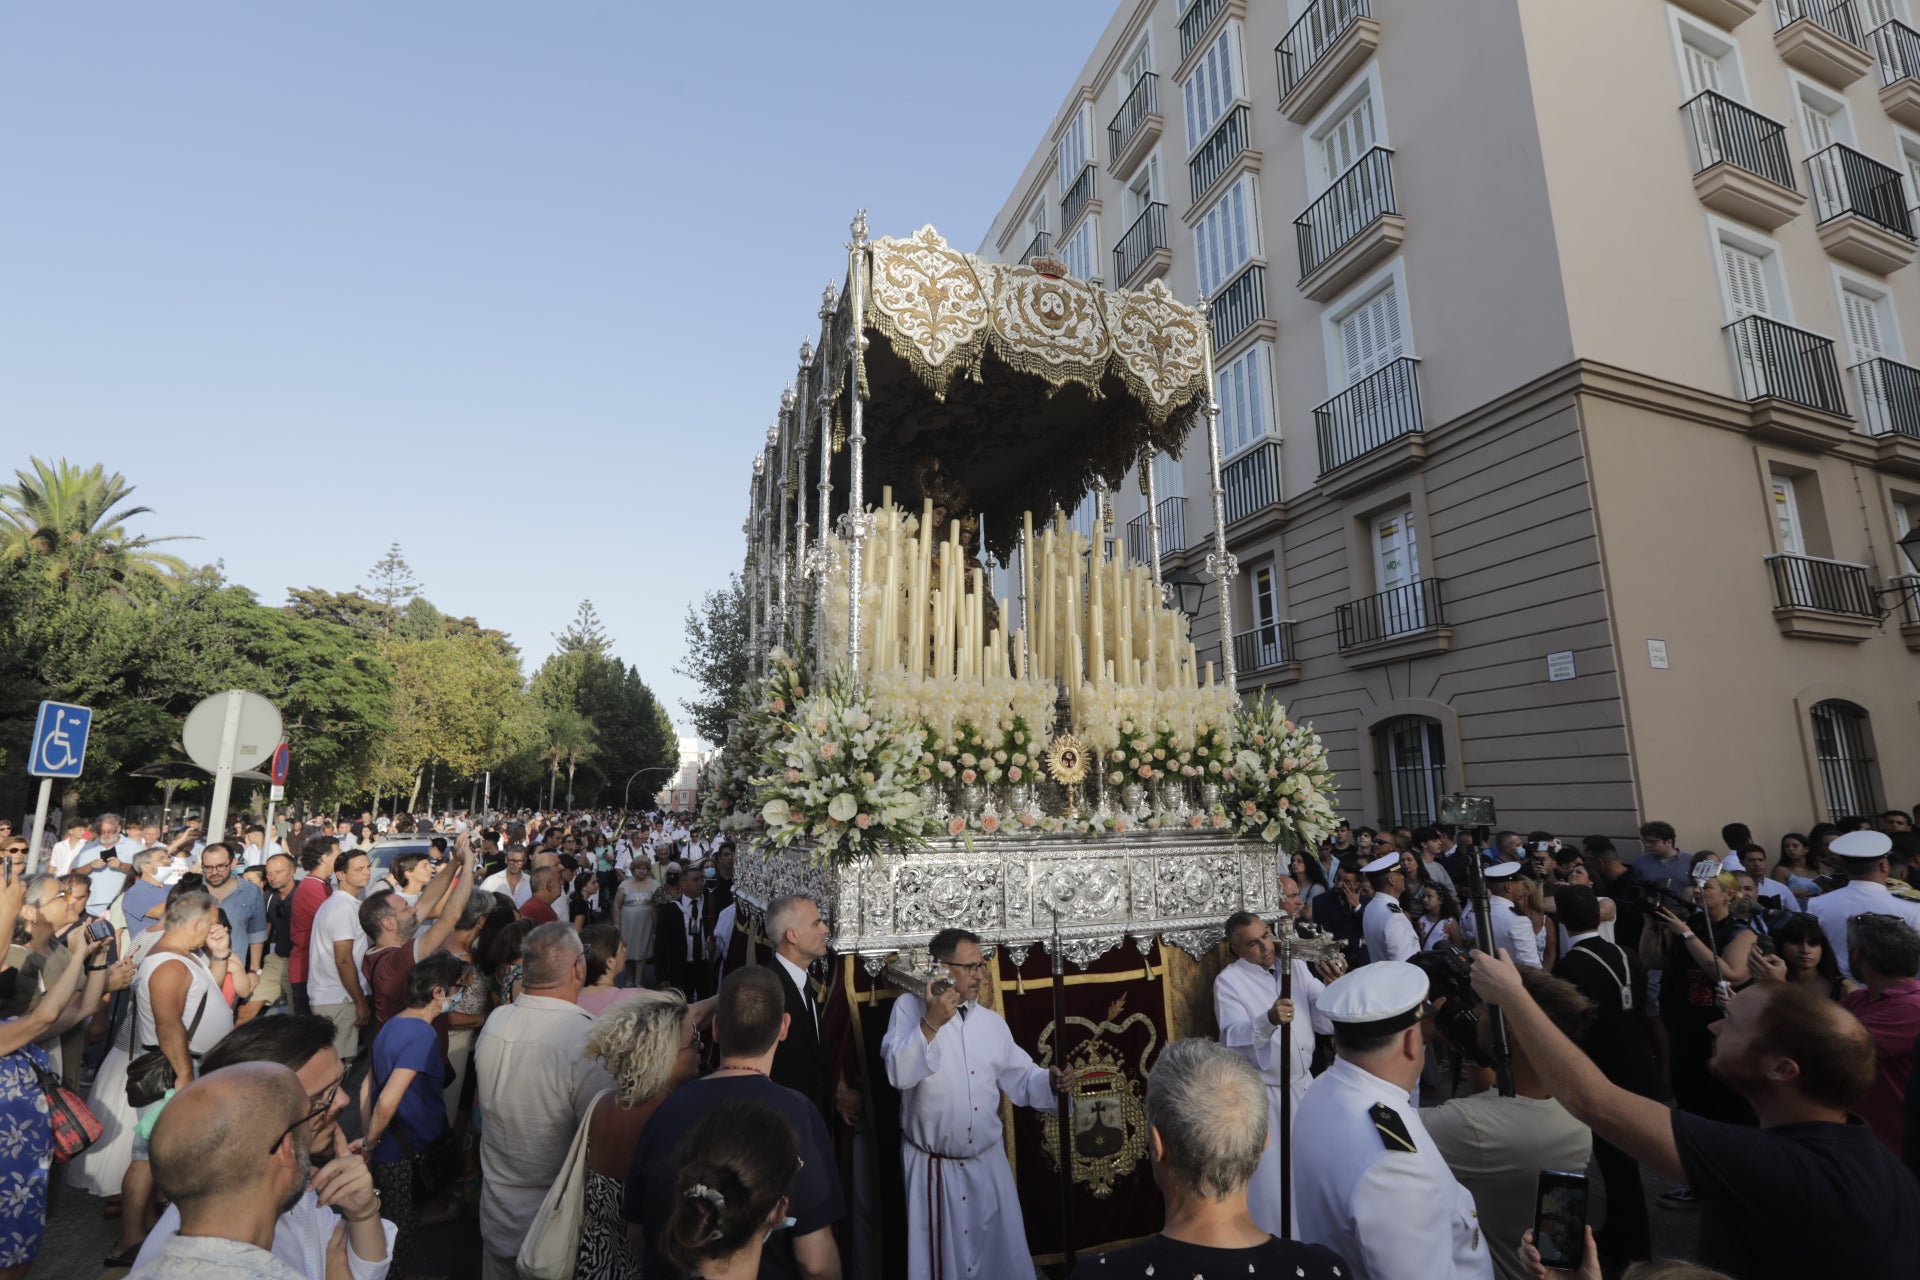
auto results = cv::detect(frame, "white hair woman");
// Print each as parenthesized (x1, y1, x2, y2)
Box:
(574, 989, 703, 1278)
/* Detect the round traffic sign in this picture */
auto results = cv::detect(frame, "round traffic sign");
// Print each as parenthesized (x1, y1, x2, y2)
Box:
(182, 690, 284, 773)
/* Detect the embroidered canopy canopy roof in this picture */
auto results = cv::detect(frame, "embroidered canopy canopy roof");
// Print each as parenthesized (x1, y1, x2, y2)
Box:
(804, 226, 1212, 559)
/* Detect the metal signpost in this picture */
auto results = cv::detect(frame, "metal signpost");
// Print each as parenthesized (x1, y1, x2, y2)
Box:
(26, 701, 92, 875)
(182, 690, 284, 849)
(264, 742, 290, 860)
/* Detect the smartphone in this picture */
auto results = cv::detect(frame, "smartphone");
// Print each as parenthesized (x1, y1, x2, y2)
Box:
(1533, 1169, 1588, 1270)
(87, 918, 114, 944)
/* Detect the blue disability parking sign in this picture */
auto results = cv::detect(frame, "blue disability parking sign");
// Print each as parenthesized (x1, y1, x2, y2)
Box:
(30, 701, 92, 778)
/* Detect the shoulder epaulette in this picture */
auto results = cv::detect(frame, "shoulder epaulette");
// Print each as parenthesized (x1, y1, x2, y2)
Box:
(1370, 1102, 1417, 1153)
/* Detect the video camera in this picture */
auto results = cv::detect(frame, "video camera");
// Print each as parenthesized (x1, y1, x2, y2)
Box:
(1410, 942, 1494, 1068)
(1618, 880, 1693, 918)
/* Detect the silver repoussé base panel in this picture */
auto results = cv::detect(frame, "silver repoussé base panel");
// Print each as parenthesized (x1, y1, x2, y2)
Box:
(733, 829, 1278, 973)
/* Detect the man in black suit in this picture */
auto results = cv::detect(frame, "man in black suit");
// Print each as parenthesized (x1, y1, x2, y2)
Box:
(1308, 858, 1369, 969)
(1551, 885, 1659, 1274)
(766, 893, 859, 1128)
(652, 867, 698, 996)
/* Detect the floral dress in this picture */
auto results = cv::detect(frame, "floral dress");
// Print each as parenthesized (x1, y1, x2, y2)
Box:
(0, 1039, 57, 1266)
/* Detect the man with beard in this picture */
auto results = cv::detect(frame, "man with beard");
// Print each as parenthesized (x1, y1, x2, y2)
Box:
(132, 1016, 394, 1279)
(136, 1060, 383, 1280)
(201, 842, 270, 978)
(358, 834, 476, 1033)
(1472, 948, 1920, 1280)
(240, 854, 300, 1023)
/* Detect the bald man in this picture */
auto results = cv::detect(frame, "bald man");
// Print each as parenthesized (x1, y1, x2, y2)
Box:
(134, 1062, 317, 1279)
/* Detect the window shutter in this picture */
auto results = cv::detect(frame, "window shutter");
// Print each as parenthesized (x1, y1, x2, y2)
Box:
(1720, 244, 1771, 318)
(1339, 284, 1407, 386)
(1683, 41, 1722, 97)
(1843, 289, 1886, 363)
(1321, 96, 1376, 184)
(1771, 477, 1805, 556)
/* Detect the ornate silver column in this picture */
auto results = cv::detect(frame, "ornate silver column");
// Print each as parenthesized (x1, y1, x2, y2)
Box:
(760, 424, 778, 670)
(774, 386, 795, 653)
(790, 342, 813, 649)
(812, 285, 837, 670)
(1142, 447, 1164, 596)
(1198, 299, 1239, 693)
(841, 209, 872, 674)
(1017, 519, 1033, 680)
(747, 452, 765, 677)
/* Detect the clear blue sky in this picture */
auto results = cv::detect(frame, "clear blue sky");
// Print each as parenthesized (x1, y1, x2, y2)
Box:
(0, 1, 1115, 742)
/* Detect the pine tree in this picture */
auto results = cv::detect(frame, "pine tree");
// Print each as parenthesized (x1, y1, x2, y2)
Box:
(556, 598, 610, 655)
(358, 542, 421, 638)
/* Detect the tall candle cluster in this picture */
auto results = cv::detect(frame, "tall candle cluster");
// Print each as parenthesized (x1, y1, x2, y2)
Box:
(854, 490, 1209, 698)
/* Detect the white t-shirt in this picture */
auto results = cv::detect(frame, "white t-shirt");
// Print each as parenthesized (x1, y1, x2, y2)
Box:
(308, 891, 367, 1005)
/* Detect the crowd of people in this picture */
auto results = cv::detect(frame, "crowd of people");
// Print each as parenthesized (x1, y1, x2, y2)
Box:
(0, 801, 1916, 1280)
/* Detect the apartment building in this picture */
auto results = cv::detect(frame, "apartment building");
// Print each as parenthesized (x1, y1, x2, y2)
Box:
(982, 0, 1920, 847)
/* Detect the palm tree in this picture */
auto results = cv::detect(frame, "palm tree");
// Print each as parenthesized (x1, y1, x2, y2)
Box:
(543, 708, 597, 809)
(0, 457, 196, 586)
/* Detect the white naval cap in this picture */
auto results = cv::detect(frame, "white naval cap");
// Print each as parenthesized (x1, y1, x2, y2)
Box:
(1318, 960, 1431, 1035)
(1363, 851, 1403, 875)
(1484, 861, 1525, 881)
(1831, 830, 1893, 860)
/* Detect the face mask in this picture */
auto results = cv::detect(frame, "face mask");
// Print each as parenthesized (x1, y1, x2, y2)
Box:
(441, 998, 457, 1015)
(763, 1215, 798, 1244)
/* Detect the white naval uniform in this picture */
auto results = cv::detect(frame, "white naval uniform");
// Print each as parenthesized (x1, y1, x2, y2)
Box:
(1213, 955, 1333, 1236)
(1293, 1056, 1494, 1280)
(1807, 880, 1920, 975)
(1459, 896, 1542, 967)
(882, 993, 1053, 1280)
(1363, 892, 1420, 963)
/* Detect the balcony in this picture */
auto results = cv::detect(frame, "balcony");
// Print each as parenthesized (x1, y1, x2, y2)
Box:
(1295, 147, 1405, 300)
(1234, 621, 1299, 679)
(1337, 577, 1451, 666)
(1807, 143, 1917, 272)
(1114, 203, 1171, 287)
(1209, 263, 1267, 350)
(1774, 0, 1873, 87)
(1019, 230, 1052, 264)
(1061, 164, 1097, 234)
(1872, 20, 1920, 127)
(1315, 357, 1425, 494)
(1765, 552, 1881, 641)
(1723, 316, 1852, 450)
(1179, 0, 1229, 61)
(1222, 440, 1285, 531)
(1189, 103, 1253, 206)
(1893, 574, 1920, 649)
(1853, 358, 1920, 474)
(1126, 497, 1189, 563)
(1276, 0, 1381, 123)
(1672, 0, 1761, 26)
(1108, 74, 1162, 177)
(1682, 92, 1806, 229)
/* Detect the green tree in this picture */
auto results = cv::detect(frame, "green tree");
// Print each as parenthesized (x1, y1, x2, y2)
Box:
(357, 541, 421, 639)
(378, 631, 532, 809)
(676, 573, 750, 746)
(0, 458, 197, 588)
(542, 707, 596, 808)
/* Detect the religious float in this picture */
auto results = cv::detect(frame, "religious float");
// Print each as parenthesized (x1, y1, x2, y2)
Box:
(707, 214, 1337, 1271)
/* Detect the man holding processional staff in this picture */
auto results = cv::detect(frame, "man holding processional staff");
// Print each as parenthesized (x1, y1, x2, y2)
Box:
(882, 927, 1075, 1280)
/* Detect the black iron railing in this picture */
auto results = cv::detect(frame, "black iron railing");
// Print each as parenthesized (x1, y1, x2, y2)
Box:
(1775, 0, 1864, 45)
(1125, 497, 1189, 563)
(1223, 441, 1283, 526)
(1807, 144, 1914, 236)
(1295, 147, 1397, 281)
(1234, 621, 1297, 673)
(1315, 356, 1423, 477)
(1766, 553, 1878, 616)
(1020, 230, 1051, 263)
(1108, 73, 1159, 160)
(1210, 264, 1266, 349)
(1854, 357, 1920, 436)
(1895, 574, 1920, 626)
(1179, 0, 1228, 59)
(1724, 316, 1849, 415)
(1189, 103, 1252, 204)
(1872, 19, 1920, 85)
(1061, 164, 1097, 232)
(1681, 92, 1797, 190)
(1114, 203, 1169, 284)
(1338, 577, 1444, 649)
(1277, 0, 1371, 96)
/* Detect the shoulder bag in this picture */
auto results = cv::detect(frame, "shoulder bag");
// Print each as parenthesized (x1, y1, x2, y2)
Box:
(33, 1056, 103, 1161)
(516, 1087, 612, 1280)
(125, 961, 209, 1109)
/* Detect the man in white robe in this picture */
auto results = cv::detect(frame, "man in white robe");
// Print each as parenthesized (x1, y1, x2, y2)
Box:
(1213, 909, 1340, 1235)
(882, 927, 1073, 1280)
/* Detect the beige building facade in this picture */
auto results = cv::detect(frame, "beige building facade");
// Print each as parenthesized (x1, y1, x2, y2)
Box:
(983, 0, 1920, 851)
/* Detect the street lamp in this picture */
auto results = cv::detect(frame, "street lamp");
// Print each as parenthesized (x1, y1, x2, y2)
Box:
(624, 766, 676, 811)
(1870, 524, 1920, 619)
(1163, 568, 1206, 621)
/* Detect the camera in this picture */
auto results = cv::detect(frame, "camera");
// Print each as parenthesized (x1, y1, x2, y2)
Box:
(1619, 881, 1693, 918)
(1410, 942, 1493, 1068)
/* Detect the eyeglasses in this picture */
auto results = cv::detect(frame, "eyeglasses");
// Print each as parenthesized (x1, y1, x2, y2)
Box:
(679, 1027, 704, 1056)
(946, 960, 990, 974)
(268, 1090, 335, 1155)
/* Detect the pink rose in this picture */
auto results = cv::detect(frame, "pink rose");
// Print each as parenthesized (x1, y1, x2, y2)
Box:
(1137, 765, 1153, 779)
(1019, 812, 1038, 828)
(1212, 814, 1229, 828)
(820, 742, 838, 758)
(961, 769, 978, 785)
(855, 813, 872, 829)
(1241, 800, 1258, 816)
(980, 814, 1000, 833)
(1188, 814, 1204, 828)
(948, 817, 967, 836)
(1007, 766, 1022, 782)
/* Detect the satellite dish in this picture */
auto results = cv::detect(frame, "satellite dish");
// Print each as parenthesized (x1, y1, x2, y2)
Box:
(182, 690, 283, 773)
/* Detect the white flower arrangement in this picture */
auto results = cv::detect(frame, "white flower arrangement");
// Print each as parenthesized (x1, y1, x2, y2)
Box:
(1222, 693, 1338, 852)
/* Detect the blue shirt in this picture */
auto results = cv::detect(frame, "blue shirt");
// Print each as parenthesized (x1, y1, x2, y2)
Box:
(121, 879, 169, 930)
(369, 1016, 445, 1163)
(211, 878, 269, 950)
(1631, 851, 1693, 898)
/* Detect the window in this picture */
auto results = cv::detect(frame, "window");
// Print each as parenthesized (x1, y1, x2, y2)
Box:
(1810, 700, 1879, 818)
(1306, 73, 1385, 196)
(1720, 238, 1778, 320)
(1151, 450, 1183, 500)
(1336, 278, 1409, 389)
(1860, 0, 1908, 31)
(1027, 202, 1048, 242)
(1182, 23, 1244, 152)
(1194, 173, 1257, 297)
(1373, 716, 1447, 829)
(1670, 13, 1747, 101)
(1057, 105, 1092, 194)
(1217, 341, 1277, 457)
(1125, 155, 1161, 222)
(1894, 128, 1920, 208)
(1771, 474, 1807, 554)
(1793, 77, 1854, 155)
(1122, 37, 1152, 88)
(1246, 563, 1286, 669)
(1061, 220, 1097, 281)
(1839, 280, 1896, 365)
(1372, 505, 1429, 633)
